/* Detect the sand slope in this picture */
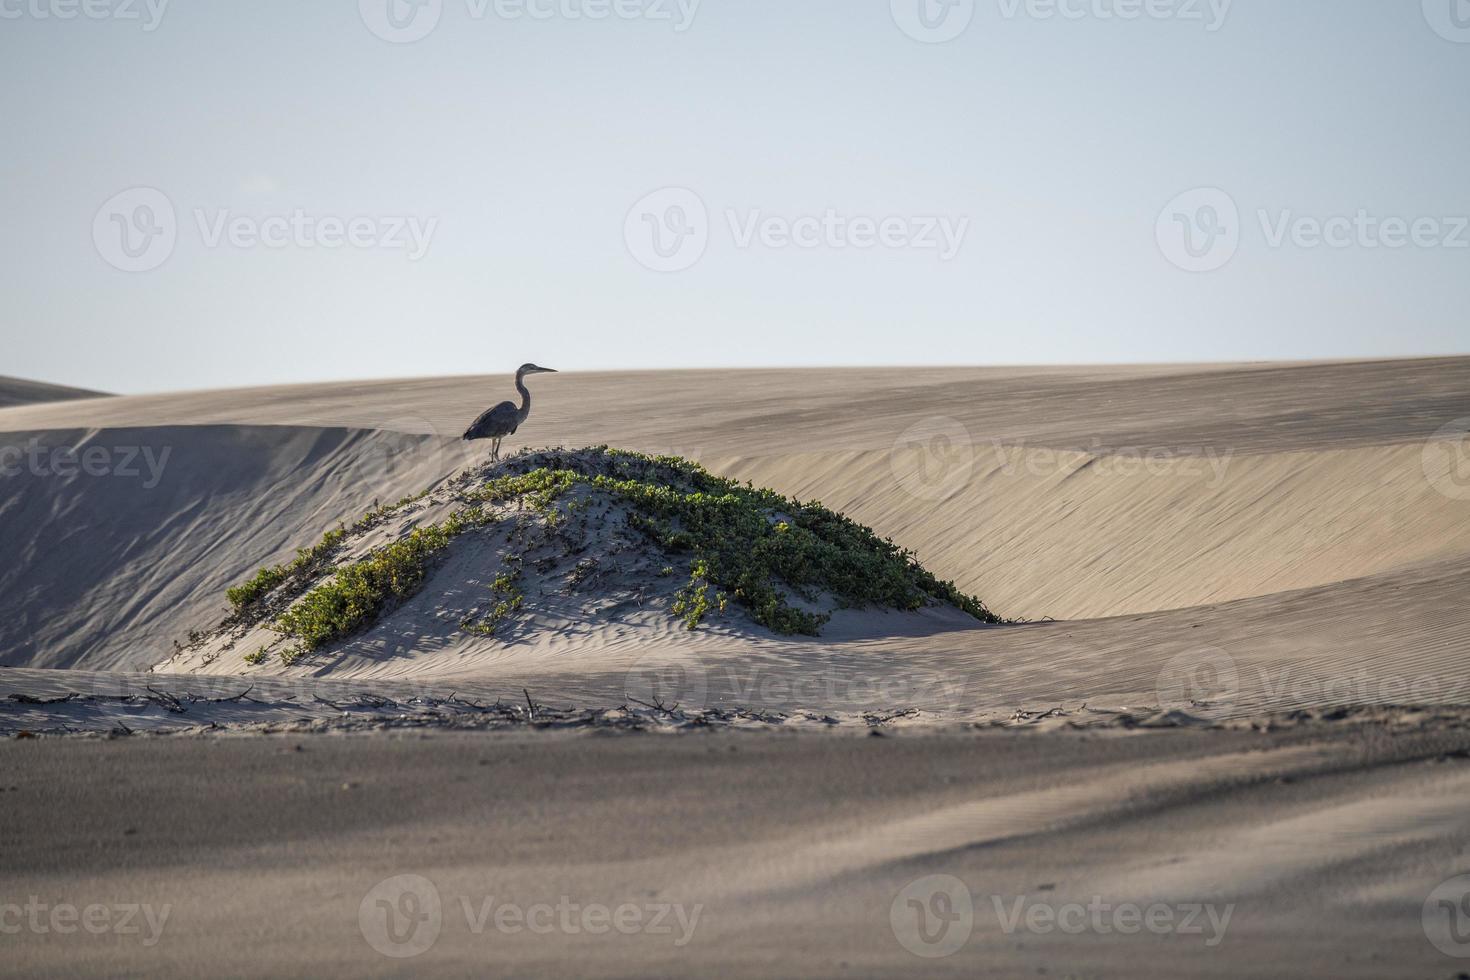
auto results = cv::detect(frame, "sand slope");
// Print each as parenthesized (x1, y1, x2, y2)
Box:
(2, 359, 1467, 701)
(0, 375, 107, 408)
(4, 358, 1468, 455)
(0, 425, 460, 669)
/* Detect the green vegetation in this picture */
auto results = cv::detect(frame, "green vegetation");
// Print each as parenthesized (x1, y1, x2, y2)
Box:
(225, 525, 348, 612)
(273, 509, 489, 655)
(460, 557, 524, 636)
(217, 447, 998, 665)
(513, 447, 1000, 636)
(461, 468, 576, 510)
(225, 523, 355, 613)
(224, 490, 433, 614)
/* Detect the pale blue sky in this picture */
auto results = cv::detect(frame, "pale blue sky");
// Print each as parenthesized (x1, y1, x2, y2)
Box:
(2, 0, 1467, 394)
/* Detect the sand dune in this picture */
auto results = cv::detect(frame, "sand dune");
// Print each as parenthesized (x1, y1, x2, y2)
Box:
(5, 359, 1468, 457)
(5, 359, 1470, 977)
(0, 425, 456, 670)
(720, 440, 1470, 619)
(0, 375, 107, 408)
(3, 359, 1467, 699)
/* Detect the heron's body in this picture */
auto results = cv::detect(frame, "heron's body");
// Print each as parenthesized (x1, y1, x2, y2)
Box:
(462, 363, 556, 460)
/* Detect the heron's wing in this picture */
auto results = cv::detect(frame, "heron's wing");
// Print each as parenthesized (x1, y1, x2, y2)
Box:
(463, 401, 519, 440)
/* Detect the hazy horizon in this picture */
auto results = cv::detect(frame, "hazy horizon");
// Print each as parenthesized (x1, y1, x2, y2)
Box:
(4, 0, 1469, 395)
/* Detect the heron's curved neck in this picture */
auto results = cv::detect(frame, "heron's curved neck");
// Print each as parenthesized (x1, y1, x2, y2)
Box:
(514, 370, 532, 420)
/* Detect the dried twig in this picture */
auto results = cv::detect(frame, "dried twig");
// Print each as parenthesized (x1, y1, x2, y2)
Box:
(9, 693, 78, 705)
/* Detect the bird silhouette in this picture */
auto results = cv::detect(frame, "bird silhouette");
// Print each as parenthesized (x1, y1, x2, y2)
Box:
(462, 363, 557, 461)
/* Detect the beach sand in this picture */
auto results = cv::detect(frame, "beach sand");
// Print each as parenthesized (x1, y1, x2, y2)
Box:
(2, 358, 1469, 976)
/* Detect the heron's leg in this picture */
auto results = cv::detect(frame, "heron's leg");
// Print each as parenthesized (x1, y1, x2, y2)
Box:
(492, 437, 501, 461)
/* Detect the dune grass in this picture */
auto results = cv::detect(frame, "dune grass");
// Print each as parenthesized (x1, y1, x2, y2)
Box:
(225, 526, 348, 612)
(459, 556, 525, 636)
(224, 492, 435, 614)
(223, 447, 998, 662)
(577, 449, 1000, 634)
(272, 509, 490, 658)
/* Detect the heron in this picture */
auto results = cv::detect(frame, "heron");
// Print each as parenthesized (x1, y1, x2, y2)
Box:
(462, 363, 558, 461)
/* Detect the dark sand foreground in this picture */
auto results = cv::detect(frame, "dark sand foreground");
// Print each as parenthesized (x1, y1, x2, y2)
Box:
(6, 724, 1470, 978)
